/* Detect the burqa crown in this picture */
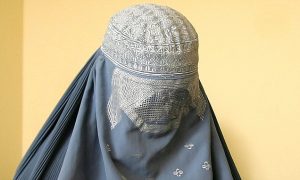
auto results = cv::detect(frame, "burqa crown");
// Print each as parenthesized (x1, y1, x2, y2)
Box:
(101, 3, 199, 77)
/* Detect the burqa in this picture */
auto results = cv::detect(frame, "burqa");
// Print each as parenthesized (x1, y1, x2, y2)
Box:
(14, 3, 241, 180)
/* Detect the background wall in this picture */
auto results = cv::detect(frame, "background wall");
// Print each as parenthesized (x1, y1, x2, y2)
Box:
(0, 0, 23, 179)
(1, 0, 300, 179)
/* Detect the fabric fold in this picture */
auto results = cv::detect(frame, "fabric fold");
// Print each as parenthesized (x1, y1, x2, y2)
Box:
(14, 48, 241, 179)
(14, 48, 100, 180)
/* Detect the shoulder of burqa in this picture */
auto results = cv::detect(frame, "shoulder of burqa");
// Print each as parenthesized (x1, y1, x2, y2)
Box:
(14, 3, 241, 180)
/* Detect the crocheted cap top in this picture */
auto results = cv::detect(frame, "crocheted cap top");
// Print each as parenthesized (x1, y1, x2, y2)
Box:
(100, 3, 199, 78)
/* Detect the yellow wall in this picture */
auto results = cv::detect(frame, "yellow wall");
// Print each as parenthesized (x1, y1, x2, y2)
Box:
(1, 0, 300, 179)
(0, 0, 23, 179)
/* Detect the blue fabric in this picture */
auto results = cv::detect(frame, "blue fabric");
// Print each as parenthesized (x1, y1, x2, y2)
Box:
(14, 47, 241, 180)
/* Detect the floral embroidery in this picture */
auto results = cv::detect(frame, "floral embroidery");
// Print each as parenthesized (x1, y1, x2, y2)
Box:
(106, 144, 111, 152)
(173, 168, 184, 177)
(184, 143, 194, 150)
(202, 161, 211, 171)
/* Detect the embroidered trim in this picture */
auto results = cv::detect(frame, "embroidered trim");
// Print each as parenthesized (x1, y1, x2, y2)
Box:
(101, 3, 199, 77)
(103, 4, 207, 135)
(107, 68, 207, 134)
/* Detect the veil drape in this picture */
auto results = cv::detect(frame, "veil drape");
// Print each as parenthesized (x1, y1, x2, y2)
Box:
(14, 47, 241, 180)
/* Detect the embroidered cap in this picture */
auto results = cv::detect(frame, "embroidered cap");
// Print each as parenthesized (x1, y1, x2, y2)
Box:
(101, 3, 199, 78)
(103, 3, 207, 135)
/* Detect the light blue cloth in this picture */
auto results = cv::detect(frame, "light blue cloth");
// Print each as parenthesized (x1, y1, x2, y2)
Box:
(14, 47, 241, 180)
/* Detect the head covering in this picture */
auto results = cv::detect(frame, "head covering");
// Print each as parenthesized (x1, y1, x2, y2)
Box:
(101, 3, 207, 137)
(14, 3, 241, 180)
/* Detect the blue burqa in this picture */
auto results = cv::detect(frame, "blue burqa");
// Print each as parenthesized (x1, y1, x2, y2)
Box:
(14, 47, 240, 180)
(14, 3, 241, 180)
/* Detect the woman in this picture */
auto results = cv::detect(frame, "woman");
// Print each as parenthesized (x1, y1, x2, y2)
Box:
(14, 3, 241, 180)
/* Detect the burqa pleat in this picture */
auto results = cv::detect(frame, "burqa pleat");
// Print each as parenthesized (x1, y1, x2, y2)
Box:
(14, 3, 241, 180)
